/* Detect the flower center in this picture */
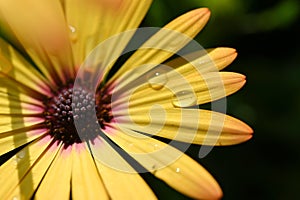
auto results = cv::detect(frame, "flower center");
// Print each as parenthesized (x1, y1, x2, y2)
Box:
(43, 82, 112, 147)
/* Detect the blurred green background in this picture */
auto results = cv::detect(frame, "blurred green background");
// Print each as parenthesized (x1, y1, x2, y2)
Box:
(142, 0, 300, 199)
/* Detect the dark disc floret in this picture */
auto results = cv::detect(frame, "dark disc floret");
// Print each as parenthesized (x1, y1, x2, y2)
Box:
(43, 81, 113, 147)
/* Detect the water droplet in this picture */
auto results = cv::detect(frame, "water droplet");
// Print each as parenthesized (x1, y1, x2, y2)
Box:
(175, 167, 181, 173)
(17, 150, 25, 159)
(152, 164, 158, 174)
(147, 69, 168, 90)
(12, 158, 18, 166)
(153, 144, 159, 150)
(127, 143, 134, 151)
(69, 25, 78, 43)
(172, 90, 197, 107)
(199, 59, 208, 65)
(12, 196, 19, 200)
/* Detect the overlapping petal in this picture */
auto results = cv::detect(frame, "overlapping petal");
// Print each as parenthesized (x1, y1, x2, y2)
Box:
(0, 38, 52, 94)
(102, 126, 222, 199)
(112, 71, 246, 114)
(35, 145, 72, 200)
(90, 137, 157, 200)
(0, 137, 60, 199)
(110, 8, 211, 87)
(114, 107, 252, 146)
(71, 144, 109, 200)
(0, 0, 74, 86)
(0, 126, 46, 155)
(63, 0, 152, 68)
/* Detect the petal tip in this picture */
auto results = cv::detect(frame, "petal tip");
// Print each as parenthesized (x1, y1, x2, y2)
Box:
(203, 181, 223, 200)
(198, 7, 211, 19)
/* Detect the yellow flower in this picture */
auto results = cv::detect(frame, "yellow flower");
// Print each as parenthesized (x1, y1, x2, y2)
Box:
(0, 0, 253, 199)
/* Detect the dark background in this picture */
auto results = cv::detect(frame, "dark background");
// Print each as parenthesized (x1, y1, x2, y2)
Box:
(142, 0, 300, 199)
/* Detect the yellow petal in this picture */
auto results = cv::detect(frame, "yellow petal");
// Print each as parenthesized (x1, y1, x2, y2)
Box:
(0, 11, 23, 50)
(0, 38, 52, 93)
(0, 126, 46, 156)
(112, 72, 246, 112)
(1, 137, 60, 199)
(71, 143, 109, 200)
(0, 0, 74, 85)
(114, 108, 253, 146)
(0, 77, 48, 102)
(91, 137, 157, 200)
(0, 92, 44, 115)
(103, 127, 222, 199)
(0, 113, 44, 133)
(166, 47, 238, 72)
(64, 0, 152, 67)
(35, 145, 72, 200)
(110, 8, 211, 87)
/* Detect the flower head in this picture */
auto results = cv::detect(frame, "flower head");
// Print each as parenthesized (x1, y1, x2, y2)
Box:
(0, 0, 252, 199)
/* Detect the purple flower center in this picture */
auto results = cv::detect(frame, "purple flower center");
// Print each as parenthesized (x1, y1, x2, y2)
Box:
(43, 82, 112, 147)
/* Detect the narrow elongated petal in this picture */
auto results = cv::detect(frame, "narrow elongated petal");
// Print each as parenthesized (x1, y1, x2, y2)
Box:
(0, 136, 53, 199)
(0, 126, 46, 157)
(71, 143, 109, 200)
(166, 47, 238, 72)
(0, 114, 44, 133)
(0, 38, 52, 94)
(91, 137, 157, 200)
(64, 0, 152, 67)
(110, 8, 211, 87)
(114, 108, 253, 146)
(0, 0, 74, 85)
(0, 10, 25, 51)
(35, 146, 72, 200)
(103, 126, 222, 199)
(1, 137, 60, 199)
(112, 72, 246, 112)
(0, 72, 49, 101)
(0, 92, 44, 115)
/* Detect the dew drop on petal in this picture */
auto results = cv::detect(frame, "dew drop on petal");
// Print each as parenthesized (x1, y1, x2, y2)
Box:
(69, 25, 78, 43)
(17, 150, 25, 159)
(147, 69, 168, 90)
(127, 143, 134, 151)
(175, 167, 181, 173)
(152, 164, 158, 174)
(172, 90, 197, 107)
(153, 143, 159, 150)
(12, 158, 18, 166)
(12, 196, 19, 200)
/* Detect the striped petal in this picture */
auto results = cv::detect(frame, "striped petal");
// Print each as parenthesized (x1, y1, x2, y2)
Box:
(0, 77, 49, 102)
(0, 10, 24, 51)
(90, 137, 157, 200)
(63, 0, 152, 67)
(71, 143, 109, 200)
(103, 126, 222, 199)
(0, 126, 46, 155)
(166, 47, 238, 72)
(112, 72, 246, 112)
(0, 92, 44, 115)
(0, 113, 44, 133)
(0, 0, 74, 86)
(0, 136, 59, 199)
(0, 38, 52, 94)
(114, 108, 253, 146)
(35, 145, 72, 200)
(110, 8, 211, 87)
